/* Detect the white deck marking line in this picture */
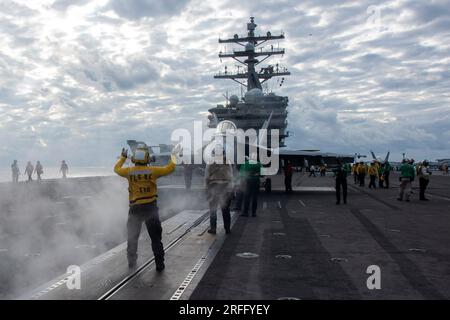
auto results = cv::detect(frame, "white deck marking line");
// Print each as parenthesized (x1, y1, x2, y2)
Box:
(429, 194, 450, 201)
(197, 224, 211, 236)
(24, 210, 207, 300)
(170, 256, 207, 300)
(100, 211, 210, 300)
(166, 221, 188, 235)
(277, 201, 282, 209)
(298, 199, 306, 207)
(169, 212, 239, 300)
(29, 243, 128, 299)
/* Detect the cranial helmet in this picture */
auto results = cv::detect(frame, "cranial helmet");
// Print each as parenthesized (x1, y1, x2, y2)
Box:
(131, 143, 151, 165)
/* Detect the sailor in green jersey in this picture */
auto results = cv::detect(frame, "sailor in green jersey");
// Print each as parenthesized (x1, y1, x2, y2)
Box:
(397, 159, 415, 202)
(383, 162, 393, 189)
(240, 153, 262, 217)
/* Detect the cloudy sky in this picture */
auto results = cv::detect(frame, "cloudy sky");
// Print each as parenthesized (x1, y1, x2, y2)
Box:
(1, 0, 449, 167)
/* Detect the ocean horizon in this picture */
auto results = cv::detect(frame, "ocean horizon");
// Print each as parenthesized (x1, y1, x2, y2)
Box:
(0, 166, 114, 183)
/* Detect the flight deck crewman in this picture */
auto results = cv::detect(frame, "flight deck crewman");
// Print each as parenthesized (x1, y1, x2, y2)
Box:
(25, 161, 34, 182)
(383, 161, 393, 188)
(357, 161, 367, 187)
(11, 160, 20, 182)
(114, 143, 181, 271)
(368, 161, 379, 189)
(333, 159, 351, 205)
(352, 163, 359, 184)
(397, 159, 415, 202)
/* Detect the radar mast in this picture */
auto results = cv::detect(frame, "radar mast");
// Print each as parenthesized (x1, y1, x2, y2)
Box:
(215, 17, 290, 91)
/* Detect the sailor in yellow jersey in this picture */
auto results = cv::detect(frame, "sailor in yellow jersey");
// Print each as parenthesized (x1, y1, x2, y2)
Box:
(114, 143, 181, 270)
(367, 161, 379, 189)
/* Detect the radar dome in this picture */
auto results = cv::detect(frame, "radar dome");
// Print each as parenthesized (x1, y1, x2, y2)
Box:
(229, 95, 239, 107)
(244, 88, 264, 104)
(216, 120, 237, 135)
(245, 42, 255, 51)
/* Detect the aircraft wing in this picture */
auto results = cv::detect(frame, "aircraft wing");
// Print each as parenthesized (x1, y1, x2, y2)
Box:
(126, 140, 173, 165)
(149, 114, 356, 169)
(278, 149, 356, 167)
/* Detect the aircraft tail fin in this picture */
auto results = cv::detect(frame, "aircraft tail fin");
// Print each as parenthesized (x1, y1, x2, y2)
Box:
(370, 150, 377, 160)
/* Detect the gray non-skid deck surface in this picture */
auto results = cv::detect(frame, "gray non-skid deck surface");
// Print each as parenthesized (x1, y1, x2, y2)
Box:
(191, 174, 450, 300)
(18, 173, 450, 299)
(22, 210, 208, 300)
(108, 213, 236, 300)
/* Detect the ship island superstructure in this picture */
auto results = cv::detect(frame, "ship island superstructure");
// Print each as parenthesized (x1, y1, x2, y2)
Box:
(208, 17, 291, 147)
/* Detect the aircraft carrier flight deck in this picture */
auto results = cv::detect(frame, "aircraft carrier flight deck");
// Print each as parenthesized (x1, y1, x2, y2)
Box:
(1, 172, 449, 300)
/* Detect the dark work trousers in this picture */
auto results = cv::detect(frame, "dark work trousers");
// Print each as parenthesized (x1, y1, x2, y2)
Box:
(354, 172, 358, 184)
(379, 177, 384, 188)
(207, 183, 231, 232)
(335, 177, 347, 204)
(284, 175, 292, 192)
(419, 177, 429, 200)
(184, 170, 192, 190)
(369, 175, 377, 188)
(384, 173, 390, 188)
(358, 173, 366, 186)
(243, 177, 260, 216)
(234, 180, 245, 210)
(127, 202, 164, 264)
(184, 175, 192, 190)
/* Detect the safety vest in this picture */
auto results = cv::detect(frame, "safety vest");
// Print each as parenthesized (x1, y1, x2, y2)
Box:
(114, 155, 176, 206)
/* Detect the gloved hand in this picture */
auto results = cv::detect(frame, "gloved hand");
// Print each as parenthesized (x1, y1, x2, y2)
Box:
(121, 148, 128, 158)
(171, 143, 183, 157)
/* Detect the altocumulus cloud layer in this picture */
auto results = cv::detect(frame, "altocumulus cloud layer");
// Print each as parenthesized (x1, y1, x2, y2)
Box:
(0, 0, 449, 166)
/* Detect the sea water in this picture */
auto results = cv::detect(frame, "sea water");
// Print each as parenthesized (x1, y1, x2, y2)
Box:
(0, 166, 114, 183)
